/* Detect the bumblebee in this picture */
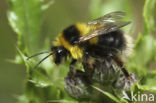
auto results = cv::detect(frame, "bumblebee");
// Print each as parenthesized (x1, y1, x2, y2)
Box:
(28, 11, 133, 78)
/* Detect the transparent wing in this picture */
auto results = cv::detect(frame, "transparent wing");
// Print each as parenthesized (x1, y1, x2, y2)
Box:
(78, 11, 131, 43)
(88, 11, 127, 25)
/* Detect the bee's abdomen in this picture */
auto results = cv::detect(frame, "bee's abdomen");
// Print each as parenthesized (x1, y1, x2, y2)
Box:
(98, 30, 126, 50)
(63, 25, 80, 45)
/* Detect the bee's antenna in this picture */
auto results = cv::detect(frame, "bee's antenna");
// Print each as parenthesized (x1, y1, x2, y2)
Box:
(34, 52, 54, 69)
(27, 51, 50, 60)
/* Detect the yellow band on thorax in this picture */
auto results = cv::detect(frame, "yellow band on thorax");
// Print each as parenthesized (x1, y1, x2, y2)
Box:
(54, 33, 83, 59)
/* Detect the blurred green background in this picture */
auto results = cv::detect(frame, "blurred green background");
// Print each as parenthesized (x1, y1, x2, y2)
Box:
(0, 0, 26, 103)
(0, 0, 156, 103)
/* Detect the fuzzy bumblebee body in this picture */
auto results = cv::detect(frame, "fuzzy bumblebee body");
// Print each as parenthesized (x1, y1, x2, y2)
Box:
(53, 22, 132, 61)
(29, 11, 133, 78)
(54, 23, 131, 57)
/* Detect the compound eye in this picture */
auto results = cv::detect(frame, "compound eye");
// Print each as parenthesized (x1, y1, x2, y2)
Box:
(58, 49, 63, 53)
(51, 46, 69, 65)
(51, 46, 63, 53)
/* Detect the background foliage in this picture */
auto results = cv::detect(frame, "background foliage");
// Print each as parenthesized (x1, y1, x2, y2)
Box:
(0, 0, 156, 103)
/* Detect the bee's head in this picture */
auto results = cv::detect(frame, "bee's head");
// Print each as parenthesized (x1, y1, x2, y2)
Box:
(51, 46, 69, 65)
(27, 46, 69, 69)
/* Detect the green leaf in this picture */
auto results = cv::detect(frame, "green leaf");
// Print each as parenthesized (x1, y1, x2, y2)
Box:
(127, 34, 156, 76)
(28, 70, 53, 87)
(16, 46, 30, 73)
(91, 85, 128, 103)
(138, 72, 156, 93)
(47, 99, 79, 103)
(143, 0, 156, 34)
(8, 0, 53, 54)
(135, 35, 155, 65)
(17, 82, 63, 103)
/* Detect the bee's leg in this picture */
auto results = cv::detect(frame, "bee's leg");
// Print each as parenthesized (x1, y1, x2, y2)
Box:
(111, 55, 130, 78)
(68, 59, 77, 76)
